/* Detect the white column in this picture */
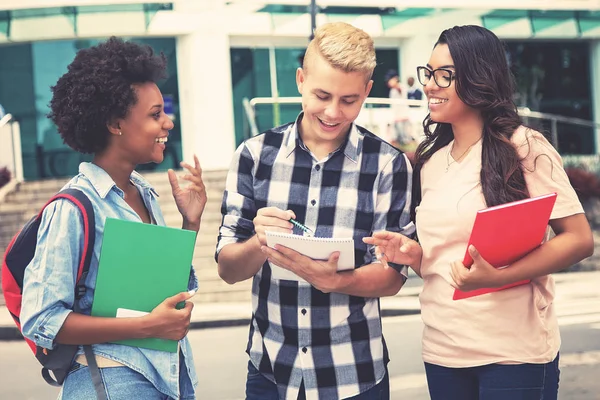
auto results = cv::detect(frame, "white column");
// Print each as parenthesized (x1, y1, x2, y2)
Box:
(400, 34, 437, 83)
(176, 28, 236, 170)
(590, 40, 600, 154)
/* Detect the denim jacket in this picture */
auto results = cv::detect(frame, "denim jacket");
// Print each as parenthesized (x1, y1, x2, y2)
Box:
(20, 162, 198, 400)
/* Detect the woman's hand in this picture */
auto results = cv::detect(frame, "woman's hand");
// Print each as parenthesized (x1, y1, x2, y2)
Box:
(168, 154, 207, 232)
(143, 291, 196, 341)
(362, 231, 422, 274)
(450, 245, 503, 291)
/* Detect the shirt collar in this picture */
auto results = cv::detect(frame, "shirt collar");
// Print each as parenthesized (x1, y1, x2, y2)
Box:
(78, 162, 158, 199)
(282, 112, 361, 163)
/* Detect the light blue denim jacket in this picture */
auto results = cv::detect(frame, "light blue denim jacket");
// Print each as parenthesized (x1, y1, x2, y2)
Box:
(20, 162, 198, 400)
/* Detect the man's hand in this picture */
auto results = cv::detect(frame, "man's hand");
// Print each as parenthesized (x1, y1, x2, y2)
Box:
(261, 245, 341, 293)
(253, 207, 294, 246)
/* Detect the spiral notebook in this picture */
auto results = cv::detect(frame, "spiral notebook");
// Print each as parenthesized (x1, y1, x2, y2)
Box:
(265, 231, 355, 282)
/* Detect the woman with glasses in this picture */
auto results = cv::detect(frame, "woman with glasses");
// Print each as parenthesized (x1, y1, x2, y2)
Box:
(364, 25, 593, 399)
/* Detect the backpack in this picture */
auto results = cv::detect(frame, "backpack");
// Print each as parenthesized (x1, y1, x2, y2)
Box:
(1, 188, 106, 399)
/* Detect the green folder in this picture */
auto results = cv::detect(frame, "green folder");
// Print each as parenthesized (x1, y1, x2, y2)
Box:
(91, 218, 196, 352)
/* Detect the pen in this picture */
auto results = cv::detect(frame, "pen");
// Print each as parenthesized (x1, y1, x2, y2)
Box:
(289, 218, 314, 237)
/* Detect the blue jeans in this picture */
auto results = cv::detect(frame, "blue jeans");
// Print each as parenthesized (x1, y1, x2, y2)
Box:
(245, 360, 390, 400)
(424, 354, 560, 400)
(59, 355, 195, 400)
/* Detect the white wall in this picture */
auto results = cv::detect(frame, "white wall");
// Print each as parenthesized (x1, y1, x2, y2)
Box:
(176, 28, 236, 171)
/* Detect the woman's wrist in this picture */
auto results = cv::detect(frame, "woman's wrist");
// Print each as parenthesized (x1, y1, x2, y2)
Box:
(182, 219, 201, 232)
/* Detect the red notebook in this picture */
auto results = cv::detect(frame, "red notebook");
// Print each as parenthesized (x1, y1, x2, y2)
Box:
(453, 192, 557, 300)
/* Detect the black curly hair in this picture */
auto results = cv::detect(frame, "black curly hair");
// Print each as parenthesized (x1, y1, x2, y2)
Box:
(48, 36, 167, 154)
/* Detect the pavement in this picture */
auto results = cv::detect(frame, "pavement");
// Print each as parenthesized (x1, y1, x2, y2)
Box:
(1, 270, 599, 341)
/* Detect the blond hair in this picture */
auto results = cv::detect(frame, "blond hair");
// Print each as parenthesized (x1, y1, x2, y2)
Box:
(303, 22, 376, 80)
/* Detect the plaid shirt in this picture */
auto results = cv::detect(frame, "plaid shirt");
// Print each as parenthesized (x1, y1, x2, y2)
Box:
(216, 115, 413, 399)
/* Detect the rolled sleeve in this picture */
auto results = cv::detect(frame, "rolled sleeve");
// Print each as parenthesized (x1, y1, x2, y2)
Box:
(370, 152, 414, 278)
(215, 143, 258, 260)
(20, 200, 84, 350)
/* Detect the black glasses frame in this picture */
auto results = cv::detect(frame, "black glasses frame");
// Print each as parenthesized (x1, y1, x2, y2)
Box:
(416, 66, 454, 88)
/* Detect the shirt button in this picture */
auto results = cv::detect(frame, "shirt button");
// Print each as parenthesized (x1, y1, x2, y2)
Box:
(315, 165, 321, 171)
(302, 347, 308, 353)
(301, 309, 307, 315)
(310, 199, 316, 206)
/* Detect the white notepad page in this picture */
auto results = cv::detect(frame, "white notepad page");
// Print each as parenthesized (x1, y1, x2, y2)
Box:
(265, 231, 355, 282)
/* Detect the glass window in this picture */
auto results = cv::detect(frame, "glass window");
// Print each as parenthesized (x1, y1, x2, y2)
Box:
(506, 41, 594, 154)
(0, 37, 180, 179)
(230, 47, 400, 145)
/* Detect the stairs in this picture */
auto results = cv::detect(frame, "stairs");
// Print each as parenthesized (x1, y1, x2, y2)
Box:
(0, 170, 252, 304)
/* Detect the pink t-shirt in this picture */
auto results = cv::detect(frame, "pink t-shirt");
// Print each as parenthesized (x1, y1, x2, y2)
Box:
(416, 126, 584, 367)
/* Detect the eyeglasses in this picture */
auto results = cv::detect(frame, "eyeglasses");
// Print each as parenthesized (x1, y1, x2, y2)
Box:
(416, 66, 454, 88)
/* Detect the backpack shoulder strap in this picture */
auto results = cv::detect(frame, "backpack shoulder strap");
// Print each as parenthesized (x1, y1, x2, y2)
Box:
(45, 188, 95, 301)
(41, 189, 107, 400)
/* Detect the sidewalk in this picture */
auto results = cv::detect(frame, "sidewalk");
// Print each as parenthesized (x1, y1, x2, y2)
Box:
(1, 270, 598, 341)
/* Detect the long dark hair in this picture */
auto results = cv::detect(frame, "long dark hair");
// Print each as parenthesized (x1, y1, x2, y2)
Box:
(412, 25, 529, 221)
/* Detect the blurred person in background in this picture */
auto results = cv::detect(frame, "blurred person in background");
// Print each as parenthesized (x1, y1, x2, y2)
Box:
(364, 25, 593, 400)
(406, 76, 423, 105)
(385, 69, 412, 146)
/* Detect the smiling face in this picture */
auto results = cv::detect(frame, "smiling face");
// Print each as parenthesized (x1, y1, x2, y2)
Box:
(423, 44, 480, 125)
(296, 51, 372, 150)
(115, 82, 174, 165)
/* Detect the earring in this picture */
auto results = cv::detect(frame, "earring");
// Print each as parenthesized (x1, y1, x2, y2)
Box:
(118, 131, 122, 136)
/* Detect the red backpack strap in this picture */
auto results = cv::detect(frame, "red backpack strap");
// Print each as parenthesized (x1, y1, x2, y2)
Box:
(45, 188, 95, 304)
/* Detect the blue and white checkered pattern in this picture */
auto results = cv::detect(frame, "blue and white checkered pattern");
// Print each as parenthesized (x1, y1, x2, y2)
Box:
(216, 115, 413, 399)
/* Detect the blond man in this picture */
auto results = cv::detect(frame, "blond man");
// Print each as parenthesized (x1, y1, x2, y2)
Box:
(216, 22, 413, 400)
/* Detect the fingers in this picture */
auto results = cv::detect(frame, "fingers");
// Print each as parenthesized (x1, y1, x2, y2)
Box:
(177, 154, 205, 188)
(400, 240, 419, 253)
(164, 290, 196, 306)
(449, 262, 460, 289)
(257, 207, 295, 221)
(254, 207, 295, 232)
(168, 169, 180, 192)
(468, 245, 480, 260)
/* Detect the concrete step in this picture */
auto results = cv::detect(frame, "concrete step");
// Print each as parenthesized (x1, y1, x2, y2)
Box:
(0, 169, 248, 305)
(1, 169, 228, 203)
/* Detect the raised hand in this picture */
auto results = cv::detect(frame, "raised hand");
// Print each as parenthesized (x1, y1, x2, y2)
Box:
(362, 231, 422, 272)
(168, 154, 207, 232)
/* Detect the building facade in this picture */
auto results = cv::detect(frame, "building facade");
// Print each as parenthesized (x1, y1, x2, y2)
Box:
(1, 0, 599, 179)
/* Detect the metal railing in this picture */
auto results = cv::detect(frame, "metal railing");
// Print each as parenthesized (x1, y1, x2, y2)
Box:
(0, 114, 24, 199)
(243, 97, 600, 154)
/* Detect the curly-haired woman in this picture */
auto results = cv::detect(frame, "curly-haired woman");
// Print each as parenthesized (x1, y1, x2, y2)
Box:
(20, 37, 206, 399)
(364, 26, 594, 399)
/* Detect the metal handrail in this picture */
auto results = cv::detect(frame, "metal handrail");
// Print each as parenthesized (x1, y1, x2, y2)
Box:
(245, 96, 600, 150)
